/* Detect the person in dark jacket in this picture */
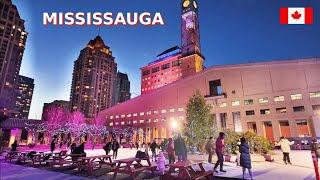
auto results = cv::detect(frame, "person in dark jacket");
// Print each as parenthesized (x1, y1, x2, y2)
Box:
(111, 139, 120, 159)
(240, 137, 253, 180)
(213, 132, 226, 173)
(11, 140, 18, 151)
(167, 138, 175, 164)
(174, 134, 187, 161)
(311, 138, 320, 161)
(150, 140, 158, 161)
(50, 138, 56, 153)
(103, 140, 112, 155)
(70, 142, 76, 153)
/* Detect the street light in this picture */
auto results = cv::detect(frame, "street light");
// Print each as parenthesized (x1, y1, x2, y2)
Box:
(171, 120, 178, 130)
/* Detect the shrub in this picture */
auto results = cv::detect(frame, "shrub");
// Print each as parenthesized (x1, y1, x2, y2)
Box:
(224, 130, 272, 154)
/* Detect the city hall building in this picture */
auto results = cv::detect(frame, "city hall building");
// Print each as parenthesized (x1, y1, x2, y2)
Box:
(99, 0, 320, 142)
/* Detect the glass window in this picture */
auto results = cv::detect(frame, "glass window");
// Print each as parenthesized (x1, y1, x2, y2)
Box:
(274, 96, 285, 102)
(232, 100, 240, 106)
(121, 122, 125, 125)
(178, 108, 184, 112)
(161, 63, 170, 70)
(220, 113, 227, 129)
(133, 121, 137, 124)
(244, 99, 254, 105)
(161, 109, 166, 113)
(246, 110, 255, 116)
(310, 91, 320, 98)
(133, 113, 137, 117)
(127, 114, 131, 117)
(109, 122, 113, 126)
(260, 109, 271, 115)
(142, 70, 150, 76)
(140, 112, 144, 116)
(152, 67, 160, 73)
(153, 110, 158, 114)
(232, 112, 242, 132)
(293, 106, 305, 112)
(110, 116, 114, 119)
(258, 97, 268, 104)
(219, 102, 227, 108)
(291, 93, 302, 100)
(139, 120, 144, 123)
(172, 60, 182, 67)
(154, 119, 159, 122)
(169, 108, 175, 112)
(276, 107, 287, 113)
(121, 114, 125, 118)
(209, 80, 223, 96)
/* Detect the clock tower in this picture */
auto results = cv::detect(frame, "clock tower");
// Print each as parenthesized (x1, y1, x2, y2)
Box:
(180, 0, 204, 77)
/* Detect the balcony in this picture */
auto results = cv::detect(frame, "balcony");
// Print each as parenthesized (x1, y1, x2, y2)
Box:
(204, 92, 227, 100)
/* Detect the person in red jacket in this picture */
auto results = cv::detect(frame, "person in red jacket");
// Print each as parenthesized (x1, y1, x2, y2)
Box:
(213, 132, 226, 173)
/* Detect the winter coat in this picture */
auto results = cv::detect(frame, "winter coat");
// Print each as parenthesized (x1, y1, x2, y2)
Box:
(157, 152, 166, 174)
(167, 141, 175, 156)
(240, 142, 252, 169)
(112, 141, 120, 150)
(205, 139, 214, 153)
(150, 142, 158, 152)
(279, 139, 294, 153)
(11, 141, 18, 151)
(215, 137, 225, 153)
(174, 137, 187, 156)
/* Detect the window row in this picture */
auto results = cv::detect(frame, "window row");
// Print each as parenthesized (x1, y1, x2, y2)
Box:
(218, 92, 320, 108)
(109, 116, 185, 126)
(109, 107, 184, 119)
(244, 105, 319, 116)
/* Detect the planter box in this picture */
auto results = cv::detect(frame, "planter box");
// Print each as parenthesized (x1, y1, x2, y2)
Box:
(225, 154, 237, 162)
(264, 154, 274, 162)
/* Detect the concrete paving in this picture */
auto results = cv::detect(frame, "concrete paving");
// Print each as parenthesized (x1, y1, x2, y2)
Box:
(0, 147, 318, 180)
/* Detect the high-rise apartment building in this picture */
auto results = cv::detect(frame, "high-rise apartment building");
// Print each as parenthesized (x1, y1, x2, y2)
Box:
(70, 36, 117, 118)
(0, 0, 28, 117)
(114, 72, 131, 104)
(15, 75, 34, 119)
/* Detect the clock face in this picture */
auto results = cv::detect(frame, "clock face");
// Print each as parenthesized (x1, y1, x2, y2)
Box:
(183, 0, 190, 8)
(193, 1, 198, 8)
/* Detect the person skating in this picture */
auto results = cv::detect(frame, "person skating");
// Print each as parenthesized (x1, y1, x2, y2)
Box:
(213, 132, 226, 173)
(239, 137, 253, 180)
(112, 139, 120, 159)
(167, 138, 175, 164)
(278, 137, 294, 165)
(205, 137, 215, 163)
(150, 139, 158, 161)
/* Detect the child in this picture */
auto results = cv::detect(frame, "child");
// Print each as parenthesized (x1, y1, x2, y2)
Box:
(157, 151, 166, 175)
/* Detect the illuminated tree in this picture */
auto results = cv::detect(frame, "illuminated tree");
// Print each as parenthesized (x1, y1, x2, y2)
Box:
(185, 90, 217, 151)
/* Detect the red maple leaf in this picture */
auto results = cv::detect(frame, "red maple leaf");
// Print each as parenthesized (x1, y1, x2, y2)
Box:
(291, 11, 301, 20)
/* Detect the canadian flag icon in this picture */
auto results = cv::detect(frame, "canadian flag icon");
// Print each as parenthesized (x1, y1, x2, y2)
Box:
(280, 7, 313, 24)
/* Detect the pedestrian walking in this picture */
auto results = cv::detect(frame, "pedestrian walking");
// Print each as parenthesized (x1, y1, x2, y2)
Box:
(174, 134, 187, 161)
(205, 137, 215, 163)
(213, 132, 226, 173)
(11, 140, 18, 151)
(103, 140, 111, 155)
(311, 138, 320, 161)
(239, 137, 253, 180)
(150, 139, 158, 161)
(167, 138, 175, 164)
(278, 137, 294, 165)
(112, 139, 120, 159)
(50, 138, 56, 153)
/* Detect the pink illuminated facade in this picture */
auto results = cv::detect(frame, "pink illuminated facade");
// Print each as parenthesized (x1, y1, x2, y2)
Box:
(99, 58, 320, 142)
(141, 0, 204, 94)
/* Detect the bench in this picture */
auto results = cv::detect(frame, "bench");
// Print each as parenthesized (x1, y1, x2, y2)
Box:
(193, 170, 214, 180)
